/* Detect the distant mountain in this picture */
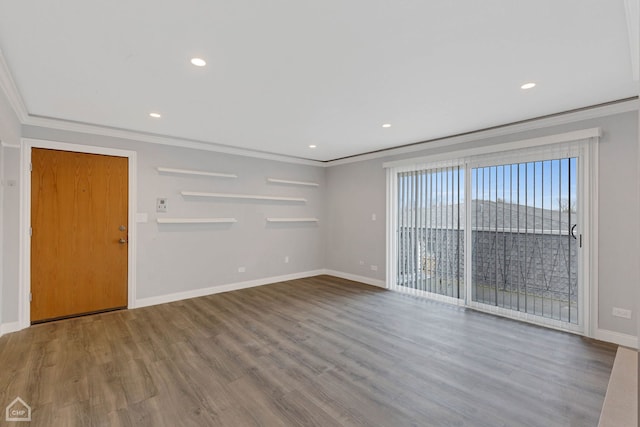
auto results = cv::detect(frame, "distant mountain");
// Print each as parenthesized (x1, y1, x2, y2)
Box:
(399, 199, 577, 233)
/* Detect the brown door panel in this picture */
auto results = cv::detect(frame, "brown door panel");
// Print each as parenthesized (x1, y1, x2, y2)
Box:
(31, 148, 128, 322)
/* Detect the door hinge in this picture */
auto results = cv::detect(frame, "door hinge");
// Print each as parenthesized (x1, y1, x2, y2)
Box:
(29, 227, 32, 237)
(579, 234, 583, 248)
(29, 292, 32, 302)
(29, 162, 32, 172)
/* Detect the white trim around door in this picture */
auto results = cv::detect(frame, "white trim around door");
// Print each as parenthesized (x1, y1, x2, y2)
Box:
(19, 138, 137, 329)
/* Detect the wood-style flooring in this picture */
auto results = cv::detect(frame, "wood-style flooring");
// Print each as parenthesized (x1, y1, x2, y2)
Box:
(0, 275, 616, 426)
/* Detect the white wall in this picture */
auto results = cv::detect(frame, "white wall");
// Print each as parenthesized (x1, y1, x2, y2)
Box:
(0, 86, 20, 329)
(9, 126, 326, 313)
(596, 113, 639, 337)
(325, 111, 639, 339)
(1, 148, 19, 325)
(0, 143, 2, 326)
(325, 157, 386, 282)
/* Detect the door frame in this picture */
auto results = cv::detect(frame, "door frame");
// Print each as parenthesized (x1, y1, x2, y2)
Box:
(19, 138, 137, 329)
(384, 128, 600, 338)
(462, 142, 595, 335)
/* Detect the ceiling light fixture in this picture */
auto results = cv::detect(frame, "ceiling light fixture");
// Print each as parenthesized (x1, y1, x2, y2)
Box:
(190, 57, 207, 67)
(149, 112, 161, 118)
(520, 82, 536, 90)
(382, 123, 392, 128)
(309, 145, 317, 149)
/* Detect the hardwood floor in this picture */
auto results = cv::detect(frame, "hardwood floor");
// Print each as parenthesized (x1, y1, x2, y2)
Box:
(0, 275, 616, 426)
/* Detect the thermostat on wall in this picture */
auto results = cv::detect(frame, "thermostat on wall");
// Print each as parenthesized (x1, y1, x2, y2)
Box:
(156, 198, 168, 213)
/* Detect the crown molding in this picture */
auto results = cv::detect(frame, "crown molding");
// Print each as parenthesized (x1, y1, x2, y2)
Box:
(0, 48, 28, 122)
(324, 98, 639, 167)
(382, 127, 601, 169)
(23, 115, 324, 167)
(15, 98, 640, 168)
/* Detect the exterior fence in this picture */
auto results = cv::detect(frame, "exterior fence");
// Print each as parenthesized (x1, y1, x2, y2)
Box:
(398, 227, 578, 323)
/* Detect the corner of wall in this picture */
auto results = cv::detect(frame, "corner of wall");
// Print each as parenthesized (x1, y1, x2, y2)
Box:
(323, 269, 386, 288)
(595, 328, 639, 349)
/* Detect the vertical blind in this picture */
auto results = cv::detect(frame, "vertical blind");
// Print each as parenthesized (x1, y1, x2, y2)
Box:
(396, 166, 464, 299)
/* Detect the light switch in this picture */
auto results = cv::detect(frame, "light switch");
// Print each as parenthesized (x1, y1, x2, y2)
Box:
(156, 198, 168, 213)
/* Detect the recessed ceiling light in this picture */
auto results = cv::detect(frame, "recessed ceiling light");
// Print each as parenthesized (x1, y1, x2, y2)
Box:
(190, 57, 206, 67)
(149, 112, 161, 118)
(520, 82, 536, 90)
(382, 123, 392, 128)
(309, 145, 317, 149)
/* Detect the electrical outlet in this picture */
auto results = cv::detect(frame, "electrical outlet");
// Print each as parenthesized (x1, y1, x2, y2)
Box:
(284, 256, 289, 263)
(238, 267, 246, 273)
(612, 307, 632, 319)
(370, 265, 378, 271)
(371, 213, 376, 221)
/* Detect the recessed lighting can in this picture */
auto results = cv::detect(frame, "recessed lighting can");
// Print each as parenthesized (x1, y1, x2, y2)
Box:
(520, 82, 536, 90)
(382, 123, 392, 128)
(309, 145, 317, 149)
(149, 112, 162, 118)
(190, 57, 207, 67)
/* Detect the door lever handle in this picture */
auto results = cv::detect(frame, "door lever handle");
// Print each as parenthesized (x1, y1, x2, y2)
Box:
(119, 238, 128, 244)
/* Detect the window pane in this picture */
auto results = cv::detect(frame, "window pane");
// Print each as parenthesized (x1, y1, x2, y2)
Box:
(471, 157, 578, 324)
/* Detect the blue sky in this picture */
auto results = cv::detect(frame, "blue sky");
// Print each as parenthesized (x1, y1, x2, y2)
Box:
(399, 157, 578, 211)
(472, 158, 577, 211)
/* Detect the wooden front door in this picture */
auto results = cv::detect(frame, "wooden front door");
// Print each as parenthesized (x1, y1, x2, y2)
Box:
(31, 148, 129, 323)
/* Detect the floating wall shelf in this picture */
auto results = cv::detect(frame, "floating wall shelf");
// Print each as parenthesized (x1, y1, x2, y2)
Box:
(181, 191, 307, 202)
(267, 178, 319, 187)
(157, 167, 237, 179)
(266, 218, 319, 222)
(157, 217, 237, 224)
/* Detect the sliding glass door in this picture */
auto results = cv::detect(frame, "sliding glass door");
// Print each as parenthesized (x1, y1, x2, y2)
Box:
(469, 158, 579, 325)
(389, 139, 592, 333)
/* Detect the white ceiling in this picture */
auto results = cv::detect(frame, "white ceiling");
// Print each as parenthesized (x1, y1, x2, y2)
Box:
(0, 1, 637, 161)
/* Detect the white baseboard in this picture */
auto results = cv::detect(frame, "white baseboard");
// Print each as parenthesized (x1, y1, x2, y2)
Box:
(322, 269, 387, 288)
(0, 321, 21, 337)
(134, 269, 326, 308)
(595, 328, 639, 349)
